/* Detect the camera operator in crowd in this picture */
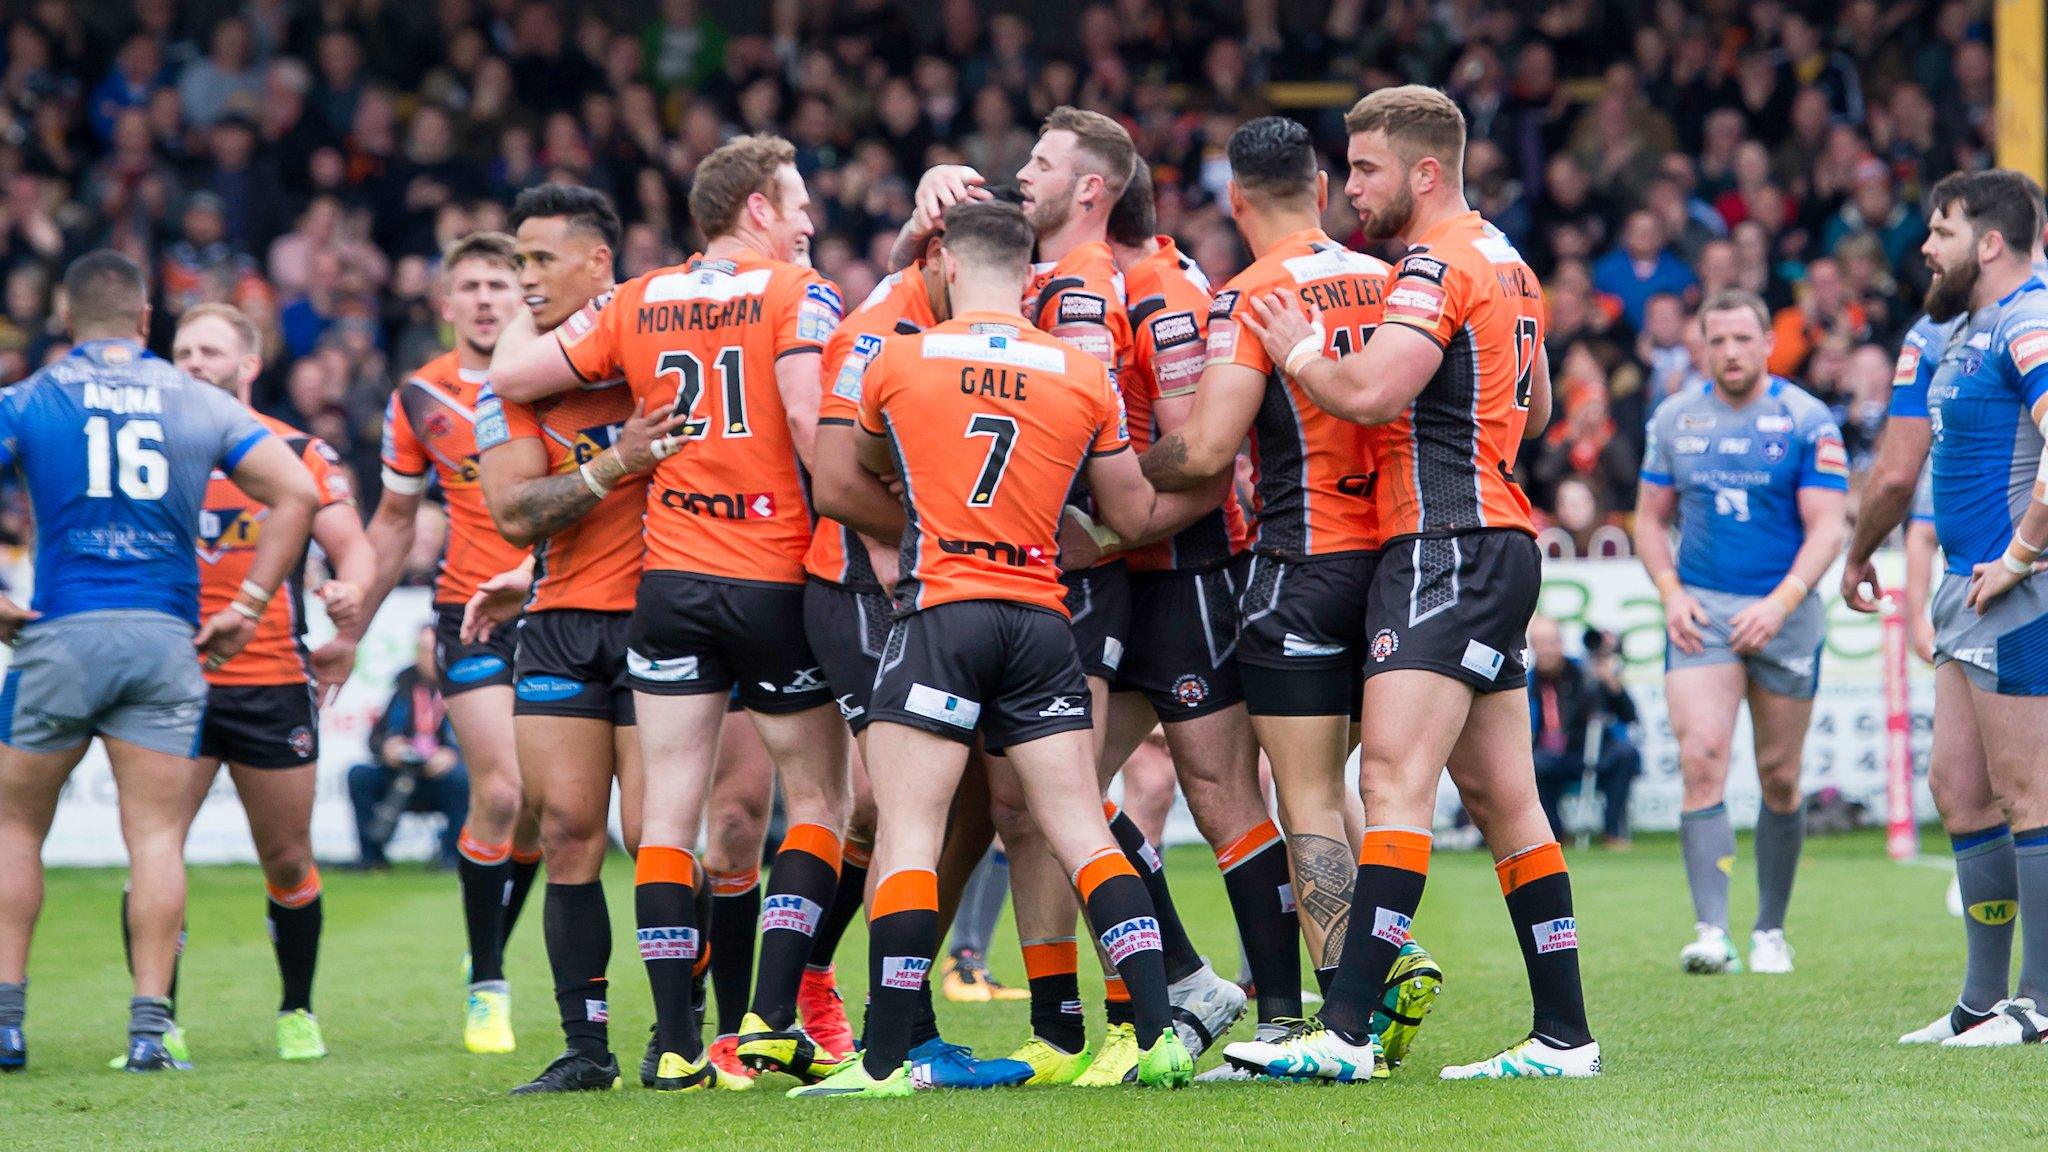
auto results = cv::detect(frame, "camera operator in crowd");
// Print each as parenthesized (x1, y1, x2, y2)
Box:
(1528, 616, 1642, 847)
(347, 624, 469, 869)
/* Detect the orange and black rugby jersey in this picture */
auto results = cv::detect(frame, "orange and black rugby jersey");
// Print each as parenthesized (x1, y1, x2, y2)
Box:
(556, 251, 844, 584)
(199, 412, 353, 686)
(382, 351, 533, 603)
(1373, 211, 1542, 539)
(855, 312, 1128, 616)
(1205, 228, 1387, 558)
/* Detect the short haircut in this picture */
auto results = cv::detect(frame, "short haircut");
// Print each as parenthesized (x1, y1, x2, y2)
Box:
(1106, 162, 1156, 247)
(178, 302, 260, 354)
(509, 183, 622, 250)
(1930, 168, 2045, 257)
(1697, 288, 1770, 333)
(1344, 84, 1468, 184)
(939, 200, 1035, 276)
(443, 230, 519, 274)
(689, 134, 798, 240)
(1041, 106, 1137, 202)
(62, 249, 148, 332)
(1227, 116, 1319, 204)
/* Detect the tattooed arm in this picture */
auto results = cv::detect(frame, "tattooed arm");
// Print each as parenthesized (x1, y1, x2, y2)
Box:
(1139, 361, 1264, 492)
(480, 399, 686, 546)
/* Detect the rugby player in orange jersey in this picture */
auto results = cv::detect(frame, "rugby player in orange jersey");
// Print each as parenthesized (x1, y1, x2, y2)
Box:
(149, 303, 373, 1064)
(1223, 86, 1595, 1083)
(1086, 164, 1311, 1063)
(1141, 117, 1446, 1076)
(795, 199, 1212, 1097)
(351, 231, 539, 1056)
(442, 185, 657, 1094)
(490, 136, 855, 1092)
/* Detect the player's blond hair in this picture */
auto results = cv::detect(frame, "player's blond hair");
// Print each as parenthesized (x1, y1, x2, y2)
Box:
(1041, 106, 1138, 202)
(443, 230, 520, 275)
(690, 134, 799, 240)
(177, 302, 260, 356)
(1344, 85, 1467, 186)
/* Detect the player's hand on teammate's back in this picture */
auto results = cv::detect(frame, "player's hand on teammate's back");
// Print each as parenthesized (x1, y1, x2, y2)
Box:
(316, 580, 364, 632)
(1662, 587, 1711, 656)
(1727, 597, 1789, 654)
(0, 594, 40, 644)
(1243, 291, 1322, 371)
(1057, 506, 1105, 571)
(1965, 559, 2027, 615)
(611, 398, 692, 474)
(195, 606, 259, 668)
(310, 637, 357, 707)
(461, 566, 533, 644)
(1839, 556, 1884, 613)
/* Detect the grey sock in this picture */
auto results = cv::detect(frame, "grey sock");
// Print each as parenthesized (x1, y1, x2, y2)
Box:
(1753, 803, 1806, 933)
(1680, 804, 1734, 931)
(948, 849, 1010, 958)
(128, 995, 172, 1039)
(0, 982, 23, 1029)
(2013, 828, 2048, 1008)
(1953, 826, 2017, 1013)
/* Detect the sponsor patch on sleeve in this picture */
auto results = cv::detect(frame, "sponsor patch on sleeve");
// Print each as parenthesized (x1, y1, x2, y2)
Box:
(1395, 251, 1447, 284)
(1385, 280, 1448, 325)
(798, 281, 845, 343)
(557, 294, 608, 347)
(2011, 329, 2048, 376)
(1149, 310, 1200, 349)
(473, 389, 509, 449)
(1892, 345, 1922, 387)
(834, 333, 884, 401)
(1814, 434, 1849, 477)
(1057, 291, 1108, 325)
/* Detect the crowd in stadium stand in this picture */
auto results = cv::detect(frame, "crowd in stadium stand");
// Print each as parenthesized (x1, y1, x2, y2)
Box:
(0, 0, 2000, 556)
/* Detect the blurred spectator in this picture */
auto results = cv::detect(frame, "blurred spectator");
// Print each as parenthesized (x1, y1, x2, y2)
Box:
(1593, 210, 1697, 330)
(178, 15, 263, 127)
(348, 625, 469, 869)
(1532, 371, 1640, 515)
(1768, 256, 1871, 380)
(1821, 157, 1927, 278)
(1528, 617, 1641, 847)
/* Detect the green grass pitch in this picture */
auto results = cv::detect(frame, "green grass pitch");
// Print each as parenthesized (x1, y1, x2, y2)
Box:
(3, 831, 2042, 1150)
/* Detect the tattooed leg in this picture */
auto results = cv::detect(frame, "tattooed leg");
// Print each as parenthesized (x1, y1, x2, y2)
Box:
(1249, 713, 1356, 969)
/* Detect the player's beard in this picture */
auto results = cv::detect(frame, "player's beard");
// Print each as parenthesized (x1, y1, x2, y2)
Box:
(1357, 184, 1415, 241)
(1718, 364, 1764, 399)
(1028, 189, 1073, 240)
(1923, 261, 1977, 323)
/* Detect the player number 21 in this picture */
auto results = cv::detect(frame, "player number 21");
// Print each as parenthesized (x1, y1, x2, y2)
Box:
(83, 415, 169, 500)
(965, 414, 1017, 507)
(656, 346, 750, 439)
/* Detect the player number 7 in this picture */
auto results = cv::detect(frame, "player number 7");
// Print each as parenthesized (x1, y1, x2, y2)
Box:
(965, 413, 1017, 507)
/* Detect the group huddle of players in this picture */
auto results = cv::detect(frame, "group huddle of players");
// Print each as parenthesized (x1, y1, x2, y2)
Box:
(6, 84, 1605, 1093)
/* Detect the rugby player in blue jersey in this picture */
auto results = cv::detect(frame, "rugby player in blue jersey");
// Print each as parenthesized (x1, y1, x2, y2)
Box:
(0, 252, 319, 1072)
(1635, 289, 1848, 977)
(1844, 170, 2048, 1046)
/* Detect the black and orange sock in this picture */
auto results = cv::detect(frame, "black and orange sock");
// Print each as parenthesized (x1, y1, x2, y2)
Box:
(1107, 803, 1203, 983)
(1102, 975, 1135, 1027)
(809, 836, 870, 971)
(751, 824, 842, 1029)
(706, 867, 759, 1035)
(1075, 847, 1170, 1045)
(635, 846, 702, 1059)
(863, 869, 939, 1080)
(1023, 937, 1084, 1052)
(266, 869, 323, 1014)
(502, 847, 542, 947)
(1320, 827, 1431, 1042)
(1217, 820, 1301, 1022)
(545, 880, 612, 1058)
(1498, 842, 1592, 1048)
(457, 827, 513, 985)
